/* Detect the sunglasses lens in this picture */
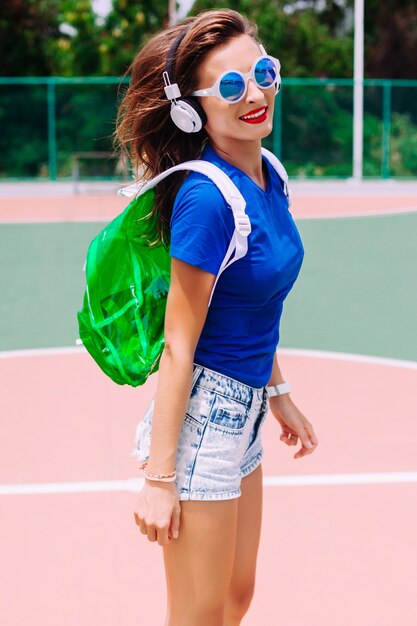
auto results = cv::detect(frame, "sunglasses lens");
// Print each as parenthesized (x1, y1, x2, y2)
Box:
(254, 57, 277, 88)
(219, 72, 246, 101)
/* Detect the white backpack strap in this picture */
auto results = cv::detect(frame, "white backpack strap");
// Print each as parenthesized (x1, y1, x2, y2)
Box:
(118, 161, 251, 308)
(261, 147, 292, 208)
(208, 229, 246, 306)
(118, 160, 239, 207)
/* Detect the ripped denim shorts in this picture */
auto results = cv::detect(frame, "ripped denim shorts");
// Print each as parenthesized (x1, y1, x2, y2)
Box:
(130, 363, 269, 501)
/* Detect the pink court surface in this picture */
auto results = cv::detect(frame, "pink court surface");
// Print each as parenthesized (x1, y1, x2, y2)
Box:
(1, 182, 417, 625)
(1, 179, 417, 222)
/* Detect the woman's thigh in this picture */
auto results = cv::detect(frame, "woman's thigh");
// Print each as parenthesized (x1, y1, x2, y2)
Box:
(163, 498, 239, 623)
(227, 463, 263, 604)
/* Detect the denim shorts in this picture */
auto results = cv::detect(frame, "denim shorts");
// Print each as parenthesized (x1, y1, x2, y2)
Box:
(131, 363, 269, 501)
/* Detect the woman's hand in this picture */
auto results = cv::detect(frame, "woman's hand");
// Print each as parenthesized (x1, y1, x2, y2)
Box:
(133, 480, 181, 546)
(269, 395, 318, 459)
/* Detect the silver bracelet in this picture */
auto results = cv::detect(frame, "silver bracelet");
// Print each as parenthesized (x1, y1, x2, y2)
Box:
(141, 462, 177, 483)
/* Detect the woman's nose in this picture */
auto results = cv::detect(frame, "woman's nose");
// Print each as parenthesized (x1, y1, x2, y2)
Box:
(245, 78, 265, 103)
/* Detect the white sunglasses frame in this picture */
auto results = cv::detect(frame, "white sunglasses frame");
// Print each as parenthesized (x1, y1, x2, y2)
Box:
(191, 47, 281, 104)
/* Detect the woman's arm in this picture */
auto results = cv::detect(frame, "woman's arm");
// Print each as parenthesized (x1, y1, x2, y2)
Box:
(267, 351, 318, 459)
(267, 350, 286, 387)
(145, 257, 216, 476)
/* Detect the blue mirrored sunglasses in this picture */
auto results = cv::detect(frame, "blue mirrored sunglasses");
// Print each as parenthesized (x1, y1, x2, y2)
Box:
(191, 52, 281, 104)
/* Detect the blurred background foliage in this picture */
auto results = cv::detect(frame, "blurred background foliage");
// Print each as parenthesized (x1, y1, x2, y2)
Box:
(0, 1, 416, 178)
(1, 0, 417, 78)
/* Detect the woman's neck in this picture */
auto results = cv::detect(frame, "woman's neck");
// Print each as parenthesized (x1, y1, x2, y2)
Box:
(208, 138, 265, 190)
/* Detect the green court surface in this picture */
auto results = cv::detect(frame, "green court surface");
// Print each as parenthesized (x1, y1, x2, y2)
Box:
(1, 213, 416, 361)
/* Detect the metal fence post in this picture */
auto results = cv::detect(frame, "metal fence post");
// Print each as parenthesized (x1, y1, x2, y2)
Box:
(353, 0, 364, 180)
(0, 75, 414, 180)
(47, 80, 57, 181)
(273, 88, 282, 159)
(381, 80, 392, 179)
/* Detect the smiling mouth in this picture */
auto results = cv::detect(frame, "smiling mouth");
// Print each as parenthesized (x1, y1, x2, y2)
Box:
(239, 106, 268, 122)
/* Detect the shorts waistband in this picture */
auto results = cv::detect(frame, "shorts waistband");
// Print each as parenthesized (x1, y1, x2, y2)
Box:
(192, 363, 266, 407)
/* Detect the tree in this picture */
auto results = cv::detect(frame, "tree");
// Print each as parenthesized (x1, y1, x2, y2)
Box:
(190, 0, 417, 79)
(365, 0, 417, 79)
(97, 0, 171, 76)
(190, 0, 354, 77)
(0, 0, 61, 76)
(51, 0, 101, 76)
(0, 0, 100, 76)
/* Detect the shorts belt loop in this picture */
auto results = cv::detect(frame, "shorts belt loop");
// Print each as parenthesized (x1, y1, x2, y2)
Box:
(191, 363, 202, 388)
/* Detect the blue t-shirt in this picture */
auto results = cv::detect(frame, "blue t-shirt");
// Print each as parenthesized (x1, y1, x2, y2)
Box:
(169, 144, 304, 388)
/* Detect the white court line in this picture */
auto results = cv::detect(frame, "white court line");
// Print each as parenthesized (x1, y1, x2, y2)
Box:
(0, 216, 111, 224)
(0, 345, 86, 358)
(278, 347, 417, 370)
(1, 345, 416, 371)
(2, 206, 417, 225)
(298, 206, 417, 220)
(263, 472, 417, 486)
(1, 472, 417, 495)
(0, 347, 415, 496)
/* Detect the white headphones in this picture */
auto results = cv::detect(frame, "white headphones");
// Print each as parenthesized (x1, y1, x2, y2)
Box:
(163, 29, 207, 134)
(163, 30, 280, 133)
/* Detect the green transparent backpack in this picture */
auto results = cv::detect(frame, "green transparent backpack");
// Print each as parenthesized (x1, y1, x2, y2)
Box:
(77, 150, 290, 387)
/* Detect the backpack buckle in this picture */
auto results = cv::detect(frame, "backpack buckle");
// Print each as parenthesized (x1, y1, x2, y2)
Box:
(230, 198, 251, 236)
(117, 181, 145, 198)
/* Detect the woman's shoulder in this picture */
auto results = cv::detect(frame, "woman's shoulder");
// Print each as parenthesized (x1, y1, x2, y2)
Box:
(169, 169, 235, 275)
(173, 170, 230, 219)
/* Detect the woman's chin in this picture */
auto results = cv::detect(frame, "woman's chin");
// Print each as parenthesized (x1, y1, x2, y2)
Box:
(241, 121, 274, 140)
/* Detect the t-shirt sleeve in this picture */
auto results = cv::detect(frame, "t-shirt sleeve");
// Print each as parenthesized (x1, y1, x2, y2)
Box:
(169, 179, 234, 276)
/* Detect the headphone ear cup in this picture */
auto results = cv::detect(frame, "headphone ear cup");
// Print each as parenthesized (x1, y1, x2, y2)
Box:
(182, 97, 207, 129)
(170, 98, 207, 133)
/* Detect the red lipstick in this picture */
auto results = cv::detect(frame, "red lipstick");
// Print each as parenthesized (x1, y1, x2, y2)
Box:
(239, 106, 268, 124)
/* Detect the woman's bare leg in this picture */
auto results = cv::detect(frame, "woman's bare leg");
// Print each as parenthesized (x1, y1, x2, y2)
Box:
(224, 463, 263, 626)
(163, 498, 239, 626)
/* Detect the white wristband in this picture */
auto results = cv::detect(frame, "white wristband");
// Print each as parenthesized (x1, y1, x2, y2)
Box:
(266, 381, 291, 398)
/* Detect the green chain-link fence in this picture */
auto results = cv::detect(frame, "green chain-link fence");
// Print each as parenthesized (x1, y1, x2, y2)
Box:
(0, 77, 416, 180)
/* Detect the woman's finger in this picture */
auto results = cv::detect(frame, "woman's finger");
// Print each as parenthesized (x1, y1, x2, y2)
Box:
(304, 421, 319, 446)
(134, 511, 148, 535)
(296, 423, 314, 451)
(170, 505, 181, 540)
(280, 432, 297, 446)
(146, 524, 157, 542)
(294, 444, 314, 459)
(294, 437, 317, 459)
(156, 523, 170, 546)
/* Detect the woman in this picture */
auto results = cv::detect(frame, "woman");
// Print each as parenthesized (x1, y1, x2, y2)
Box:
(116, 9, 318, 626)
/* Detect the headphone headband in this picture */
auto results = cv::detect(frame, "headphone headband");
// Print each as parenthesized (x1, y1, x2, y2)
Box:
(163, 25, 207, 134)
(163, 31, 279, 132)
(165, 28, 189, 83)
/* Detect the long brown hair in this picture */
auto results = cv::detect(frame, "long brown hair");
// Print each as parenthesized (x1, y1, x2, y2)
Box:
(115, 9, 258, 247)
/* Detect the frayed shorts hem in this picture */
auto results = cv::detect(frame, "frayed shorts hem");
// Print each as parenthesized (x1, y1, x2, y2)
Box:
(177, 448, 264, 501)
(240, 448, 264, 478)
(132, 363, 268, 502)
(178, 488, 241, 501)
